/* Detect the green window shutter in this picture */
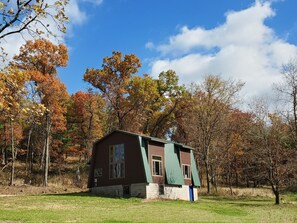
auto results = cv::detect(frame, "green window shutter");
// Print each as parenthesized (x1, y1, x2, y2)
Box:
(190, 150, 201, 187)
(138, 136, 152, 183)
(164, 144, 184, 185)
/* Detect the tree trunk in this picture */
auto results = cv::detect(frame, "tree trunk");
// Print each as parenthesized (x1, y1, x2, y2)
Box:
(228, 163, 233, 195)
(275, 190, 280, 205)
(205, 158, 211, 194)
(293, 87, 297, 142)
(9, 119, 15, 186)
(271, 184, 280, 205)
(26, 127, 33, 174)
(2, 123, 8, 165)
(44, 112, 51, 187)
(40, 140, 46, 170)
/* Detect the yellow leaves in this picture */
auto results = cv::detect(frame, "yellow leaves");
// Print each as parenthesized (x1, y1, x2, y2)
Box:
(21, 108, 28, 114)
(0, 0, 68, 40)
(0, 65, 47, 122)
(32, 4, 46, 14)
(0, 2, 4, 9)
(8, 7, 14, 14)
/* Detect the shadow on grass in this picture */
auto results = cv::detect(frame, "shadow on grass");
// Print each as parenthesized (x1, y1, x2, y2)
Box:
(43, 191, 141, 200)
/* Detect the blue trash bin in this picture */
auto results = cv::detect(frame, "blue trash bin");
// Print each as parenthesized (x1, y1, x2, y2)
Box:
(189, 185, 194, 202)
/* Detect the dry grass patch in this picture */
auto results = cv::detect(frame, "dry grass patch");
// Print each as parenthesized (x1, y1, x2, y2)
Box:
(198, 186, 274, 197)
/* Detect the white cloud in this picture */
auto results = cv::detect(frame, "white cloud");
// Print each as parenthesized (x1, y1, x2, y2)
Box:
(82, 0, 103, 6)
(145, 42, 155, 50)
(67, 0, 87, 25)
(148, 1, 297, 100)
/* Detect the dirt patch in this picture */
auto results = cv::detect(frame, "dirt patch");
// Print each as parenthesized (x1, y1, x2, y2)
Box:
(0, 184, 87, 196)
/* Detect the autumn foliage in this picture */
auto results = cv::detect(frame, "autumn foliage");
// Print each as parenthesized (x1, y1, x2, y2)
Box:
(0, 42, 296, 205)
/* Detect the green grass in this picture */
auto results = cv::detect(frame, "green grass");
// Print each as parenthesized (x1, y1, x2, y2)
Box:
(1, 193, 297, 223)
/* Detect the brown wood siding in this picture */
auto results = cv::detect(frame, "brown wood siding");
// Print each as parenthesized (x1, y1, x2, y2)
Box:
(90, 132, 146, 187)
(148, 141, 165, 184)
(180, 148, 191, 185)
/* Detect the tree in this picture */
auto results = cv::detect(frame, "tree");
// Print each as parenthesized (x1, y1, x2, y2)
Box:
(0, 66, 27, 185)
(13, 39, 68, 186)
(13, 39, 68, 75)
(248, 99, 296, 205)
(84, 52, 188, 138)
(275, 58, 297, 143)
(144, 70, 186, 138)
(0, 0, 68, 40)
(219, 110, 253, 193)
(36, 74, 69, 186)
(124, 74, 159, 134)
(0, 65, 45, 185)
(67, 90, 105, 161)
(180, 75, 244, 193)
(127, 70, 186, 138)
(84, 51, 141, 130)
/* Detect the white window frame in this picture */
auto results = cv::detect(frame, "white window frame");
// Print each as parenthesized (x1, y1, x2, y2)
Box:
(152, 155, 163, 176)
(109, 144, 125, 179)
(182, 164, 191, 179)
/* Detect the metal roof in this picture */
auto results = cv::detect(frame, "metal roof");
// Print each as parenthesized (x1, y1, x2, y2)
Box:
(94, 129, 195, 150)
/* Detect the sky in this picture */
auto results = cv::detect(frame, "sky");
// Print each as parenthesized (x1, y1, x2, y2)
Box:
(2, 0, 297, 102)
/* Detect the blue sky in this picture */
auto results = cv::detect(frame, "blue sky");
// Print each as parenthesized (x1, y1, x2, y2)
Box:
(3, 0, 297, 100)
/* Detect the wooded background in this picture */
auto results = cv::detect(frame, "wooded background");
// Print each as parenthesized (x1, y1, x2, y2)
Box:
(0, 1, 296, 205)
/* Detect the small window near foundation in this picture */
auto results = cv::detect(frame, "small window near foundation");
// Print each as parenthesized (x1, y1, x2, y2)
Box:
(123, 185, 130, 197)
(159, 184, 165, 195)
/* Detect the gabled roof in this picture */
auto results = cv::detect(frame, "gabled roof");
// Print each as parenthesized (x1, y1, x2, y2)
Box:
(94, 129, 194, 150)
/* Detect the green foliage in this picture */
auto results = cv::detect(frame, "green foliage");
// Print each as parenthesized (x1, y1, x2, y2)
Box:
(0, 194, 296, 222)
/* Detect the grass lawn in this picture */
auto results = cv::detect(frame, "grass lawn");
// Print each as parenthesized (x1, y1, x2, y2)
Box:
(1, 192, 296, 223)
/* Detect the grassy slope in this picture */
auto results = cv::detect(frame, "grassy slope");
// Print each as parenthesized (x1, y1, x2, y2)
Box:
(1, 193, 297, 223)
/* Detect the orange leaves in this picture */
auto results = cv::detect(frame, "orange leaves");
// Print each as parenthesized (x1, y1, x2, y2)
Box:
(13, 39, 68, 77)
(13, 39, 69, 131)
(83, 51, 142, 130)
(84, 51, 141, 94)
(67, 91, 105, 152)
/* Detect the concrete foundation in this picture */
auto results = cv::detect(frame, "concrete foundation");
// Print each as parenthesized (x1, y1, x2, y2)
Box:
(90, 183, 198, 201)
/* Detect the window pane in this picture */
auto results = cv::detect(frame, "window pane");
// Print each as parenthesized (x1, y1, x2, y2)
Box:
(109, 144, 125, 179)
(153, 160, 162, 176)
(155, 161, 160, 175)
(115, 146, 119, 162)
(159, 162, 162, 176)
(152, 156, 162, 161)
(120, 163, 125, 178)
(120, 145, 125, 161)
(183, 165, 190, 179)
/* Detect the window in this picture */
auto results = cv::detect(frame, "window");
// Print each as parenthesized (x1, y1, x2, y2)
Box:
(109, 144, 125, 179)
(182, 164, 191, 179)
(159, 184, 165, 195)
(94, 168, 103, 177)
(152, 155, 162, 176)
(123, 185, 130, 197)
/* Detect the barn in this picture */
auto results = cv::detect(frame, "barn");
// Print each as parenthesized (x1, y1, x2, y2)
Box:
(88, 130, 200, 201)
